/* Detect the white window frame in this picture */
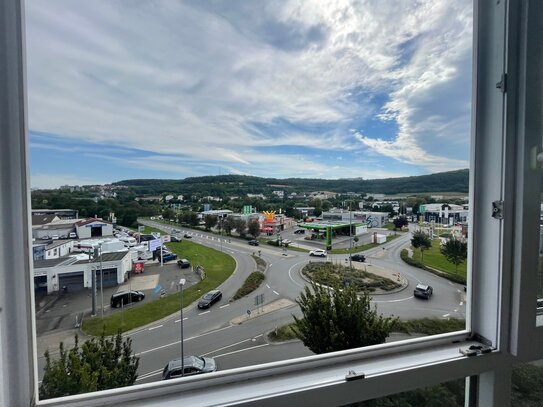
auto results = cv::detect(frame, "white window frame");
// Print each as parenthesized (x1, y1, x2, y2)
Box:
(1, 0, 542, 406)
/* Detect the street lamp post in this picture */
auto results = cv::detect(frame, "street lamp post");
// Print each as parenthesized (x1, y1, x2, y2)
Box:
(179, 278, 186, 376)
(99, 243, 104, 318)
(349, 201, 353, 270)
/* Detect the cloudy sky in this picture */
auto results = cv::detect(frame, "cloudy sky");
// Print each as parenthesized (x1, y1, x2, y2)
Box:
(26, 0, 473, 189)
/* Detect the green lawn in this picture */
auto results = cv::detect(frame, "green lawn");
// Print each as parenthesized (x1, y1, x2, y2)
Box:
(411, 238, 467, 281)
(82, 240, 236, 336)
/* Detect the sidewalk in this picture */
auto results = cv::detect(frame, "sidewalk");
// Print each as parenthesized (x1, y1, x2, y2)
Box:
(230, 298, 296, 325)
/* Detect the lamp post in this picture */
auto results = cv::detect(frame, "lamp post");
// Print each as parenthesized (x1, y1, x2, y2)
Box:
(349, 201, 353, 270)
(99, 243, 104, 318)
(179, 278, 186, 376)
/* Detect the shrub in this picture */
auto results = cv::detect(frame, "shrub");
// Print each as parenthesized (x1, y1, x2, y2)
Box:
(232, 272, 265, 300)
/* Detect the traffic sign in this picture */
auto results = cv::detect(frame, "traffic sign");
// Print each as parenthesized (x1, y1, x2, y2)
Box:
(246, 309, 251, 316)
(162, 235, 170, 243)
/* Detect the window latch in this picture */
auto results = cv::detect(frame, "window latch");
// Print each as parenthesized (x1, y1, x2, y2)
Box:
(345, 370, 365, 381)
(460, 344, 493, 357)
(492, 200, 503, 220)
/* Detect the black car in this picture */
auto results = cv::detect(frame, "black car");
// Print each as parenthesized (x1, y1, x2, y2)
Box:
(248, 239, 259, 246)
(413, 284, 433, 299)
(110, 290, 145, 308)
(162, 356, 217, 380)
(184, 234, 193, 239)
(177, 258, 191, 268)
(293, 229, 306, 234)
(198, 290, 222, 309)
(350, 254, 366, 262)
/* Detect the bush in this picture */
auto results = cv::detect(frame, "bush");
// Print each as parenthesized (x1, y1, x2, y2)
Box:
(232, 272, 265, 300)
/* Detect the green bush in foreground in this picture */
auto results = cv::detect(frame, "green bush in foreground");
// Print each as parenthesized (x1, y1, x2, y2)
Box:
(232, 272, 265, 300)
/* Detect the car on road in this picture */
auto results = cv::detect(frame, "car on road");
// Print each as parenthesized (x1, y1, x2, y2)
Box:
(177, 258, 191, 268)
(309, 249, 327, 257)
(40, 235, 51, 240)
(170, 235, 182, 242)
(293, 229, 306, 234)
(162, 356, 217, 380)
(184, 234, 193, 239)
(413, 284, 433, 299)
(110, 290, 145, 308)
(248, 239, 259, 246)
(349, 254, 366, 262)
(198, 289, 222, 309)
(172, 229, 181, 233)
(68, 232, 77, 239)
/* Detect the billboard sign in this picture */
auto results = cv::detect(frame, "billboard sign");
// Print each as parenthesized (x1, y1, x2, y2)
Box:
(149, 239, 161, 252)
(162, 235, 170, 243)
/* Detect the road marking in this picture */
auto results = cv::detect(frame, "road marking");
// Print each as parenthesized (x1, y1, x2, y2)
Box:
(136, 368, 163, 381)
(266, 284, 271, 289)
(214, 344, 269, 359)
(148, 324, 163, 331)
(454, 309, 459, 312)
(443, 313, 450, 318)
(135, 326, 233, 356)
(459, 301, 463, 306)
(373, 296, 414, 303)
(200, 338, 252, 356)
(198, 311, 211, 316)
(253, 334, 263, 340)
(457, 289, 462, 293)
(288, 261, 308, 289)
(273, 290, 280, 295)
(174, 317, 188, 323)
(220, 304, 230, 309)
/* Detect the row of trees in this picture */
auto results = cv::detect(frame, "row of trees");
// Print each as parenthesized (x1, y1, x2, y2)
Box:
(411, 230, 468, 273)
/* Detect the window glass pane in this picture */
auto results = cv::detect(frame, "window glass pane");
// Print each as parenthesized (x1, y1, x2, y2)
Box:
(538, 198, 543, 326)
(512, 361, 543, 406)
(342, 378, 465, 407)
(28, 0, 472, 399)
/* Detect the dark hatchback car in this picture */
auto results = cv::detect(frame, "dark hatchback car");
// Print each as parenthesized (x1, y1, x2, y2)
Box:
(177, 258, 191, 268)
(184, 234, 193, 239)
(349, 254, 366, 262)
(248, 239, 259, 246)
(162, 356, 217, 380)
(414, 284, 433, 299)
(110, 290, 145, 308)
(198, 290, 222, 309)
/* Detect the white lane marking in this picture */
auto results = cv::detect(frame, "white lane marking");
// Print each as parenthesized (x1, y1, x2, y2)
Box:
(174, 317, 188, 323)
(220, 304, 230, 309)
(459, 301, 463, 306)
(457, 289, 462, 293)
(266, 284, 271, 289)
(214, 344, 269, 359)
(443, 313, 450, 318)
(454, 309, 459, 312)
(136, 368, 163, 381)
(135, 326, 233, 356)
(269, 263, 273, 266)
(373, 296, 414, 303)
(448, 281, 454, 285)
(273, 290, 280, 295)
(253, 334, 263, 339)
(288, 261, 308, 289)
(148, 324, 163, 331)
(200, 338, 252, 356)
(198, 311, 211, 316)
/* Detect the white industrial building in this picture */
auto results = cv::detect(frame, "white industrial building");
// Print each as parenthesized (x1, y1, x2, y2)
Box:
(75, 218, 114, 239)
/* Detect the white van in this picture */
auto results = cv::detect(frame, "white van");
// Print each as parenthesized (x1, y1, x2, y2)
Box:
(119, 236, 137, 247)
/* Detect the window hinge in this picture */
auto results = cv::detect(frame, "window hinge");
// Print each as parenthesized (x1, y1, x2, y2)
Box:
(496, 73, 507, 93)
(345, 370, 365, 381)
(492, 200, 504, 220)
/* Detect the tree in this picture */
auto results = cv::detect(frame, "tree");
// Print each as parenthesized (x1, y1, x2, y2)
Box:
(247, 219, 261, 238)
(313, 207, 322, 217)
(411, 230, 432, 264)
(39, 333, 139, 400)
(393, 216, 408, 230)
(204, 214, 218, 231)
(162, 208, 175, 221)
(293, 282, 397, 354)
(222, 216, 235, 235)
(233, 218, 247, 237)
(440, 237, 467, 273)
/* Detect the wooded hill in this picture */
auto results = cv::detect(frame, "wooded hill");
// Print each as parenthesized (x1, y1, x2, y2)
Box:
(114, 169, 469, 197)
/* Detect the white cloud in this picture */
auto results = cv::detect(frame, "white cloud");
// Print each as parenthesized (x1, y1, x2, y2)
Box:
(31, 173, 110, 189)
(26, 0, 472, 179)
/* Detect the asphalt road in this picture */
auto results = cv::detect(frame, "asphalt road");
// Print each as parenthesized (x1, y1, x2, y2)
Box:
(131, 220, 466, 383)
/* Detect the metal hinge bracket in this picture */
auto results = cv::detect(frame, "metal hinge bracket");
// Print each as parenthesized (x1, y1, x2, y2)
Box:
(496, 73, 507, 93)
(492, 200, 504, 220)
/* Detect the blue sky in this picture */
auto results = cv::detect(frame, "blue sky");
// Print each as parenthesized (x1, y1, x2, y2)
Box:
(26, 0, 472, 189)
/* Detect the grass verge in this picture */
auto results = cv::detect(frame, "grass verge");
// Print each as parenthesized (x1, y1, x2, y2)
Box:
(401, 245, 467, 285)
(82, 240, 236, 336)
(232, 272, 265, 301)
(267, 318, 466, 342)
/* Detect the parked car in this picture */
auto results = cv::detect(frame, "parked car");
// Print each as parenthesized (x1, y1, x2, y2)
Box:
(248, 239, 259, 246)
(40, 235, 51, 240)
(184, 234, 192, 239)
(198, 290, 222, 309)
(413, 284, 433, 299)
(177, 258, 191, 268)
(309, 249, 327, 257)
(171, 235, 182, 242)
(59, 234, 68, 239)
(68, 232, 77, 239)
(110, 290, 145, 308)
(349, 254, 366, 262)
(162, 356, 217, 380)
(294, 229, 306, 234)
(159, 252, 178, 262)
(51, 234, 59, 240)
